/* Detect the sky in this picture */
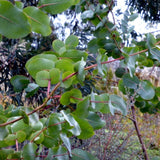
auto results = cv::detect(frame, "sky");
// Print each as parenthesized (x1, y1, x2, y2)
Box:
(53, 0, 160, 40)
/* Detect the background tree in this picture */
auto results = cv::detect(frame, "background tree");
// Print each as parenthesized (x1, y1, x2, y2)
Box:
(0, 0, 160, 160)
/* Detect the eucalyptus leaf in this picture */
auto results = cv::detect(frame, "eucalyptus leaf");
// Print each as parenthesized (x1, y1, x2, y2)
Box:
(72, 149, 98, 160)
(109, 95, 127, 115)
(10, 75, 29, 92)
(38, 0, 74, 14)
(61, 111, 81, 136)
(35, 70, 50, 87)
(137, 80, 155, 100)
(23, 6, 51, 36)
(22, 143, 37, 160)
(65, 35, 79, 49)
(60, 133, 71, 157)
(0, 1, 30, 38)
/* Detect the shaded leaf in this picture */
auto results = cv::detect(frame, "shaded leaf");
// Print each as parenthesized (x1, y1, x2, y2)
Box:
(123, 73, 139, 89)
(72, 149, 98, 160)
(23, 143, 37, 160)
(137, 80, 155, 100)
(10, 75, 29, 92)
(86, 112, 106, 130)
(109, 95, 127, 115)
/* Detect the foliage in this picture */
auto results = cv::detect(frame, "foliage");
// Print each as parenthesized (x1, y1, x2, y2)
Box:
(0, 0, 160, 159)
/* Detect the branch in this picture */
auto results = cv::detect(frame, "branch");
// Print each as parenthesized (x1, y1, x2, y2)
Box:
(0, 47, 152, 127)
(131, 106, 149, 160)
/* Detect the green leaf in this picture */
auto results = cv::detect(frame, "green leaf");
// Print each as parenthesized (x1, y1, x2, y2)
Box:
(20, 110, 29, 125)
(25, 83, 39, 97)
(109, 95, 127, 115)
(30, 131, 44, 144)
(38, 0, 74, 14)
(49, 68, 60, 84)
(74, 58, 86, 82)
(65, 35, 79, 49)
(10, 75, 29, 92)
(73, 116, 94, 139)
(60, 89, 82, 105)
(61, 111, 81, 136)
(72, 149, 98, 160)
(8, 117, 29, 133)
(26, 54, 57, 67)
(0, 1, 31, 38)
(61, 71, 74, 88)
(150, 48, 160, 62)
(55, 59, 74, 72)
(0, 149, 14, 160)
(61, 49, 88, 62)
(98, 94, 110, 113)
(52, 39, 66, 55)
(60, 91, 72, 105)
(122, 73, 140, 89)
(81, 10, 94, 19)
(70, 89, 82, 103)
(137, 81, 155, 100)
(31, 121, 43, 131)
(47, 113, 61, 137)
(86, 112, 106, 130)
(35, 70, 50, 87)
(42, 130, 59, 148)
(88, 39, 99, 54)
(22, 143, 37, 160)
(4, 134, 16, 146)
(45, 146, 68, 160)
(146, 33, 156, 50)
(0, 127, 8, 140)
(129, 13, 138, 21)
(26, 57, 55, 79)
(16, 131, 26, 143)
(73, 97, 89, 118)
(122, 47, 139, 77)
(115, 67, 126, 78)
(23, 6, 51, 36)
(60, 133, 71, 156)
(15, 1, 24, 10)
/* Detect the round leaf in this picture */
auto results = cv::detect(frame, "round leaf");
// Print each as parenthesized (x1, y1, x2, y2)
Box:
(10, 75, 29, 92)
(52, 39, 66, 55)
(38, 0, 74, 14)
(137, 81, 155, 100)
(65, 35, 79, 49)
(26, 58, 55, 79)
(16, 131, 26, 143)
(35, 70, 50, 87)
(0, 1, 30, 38)
(23, 6, 52, 36)
(49, 68, 60, 84)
